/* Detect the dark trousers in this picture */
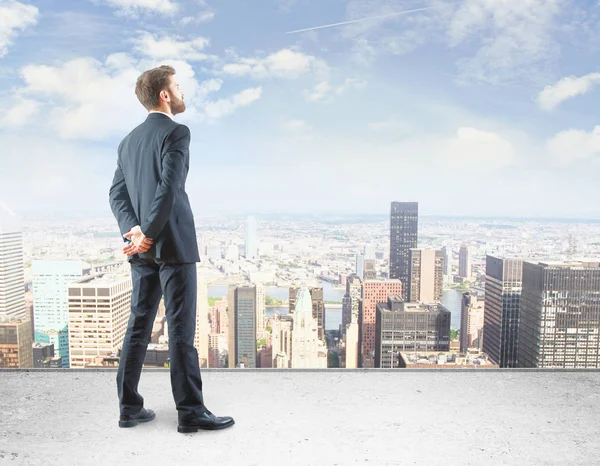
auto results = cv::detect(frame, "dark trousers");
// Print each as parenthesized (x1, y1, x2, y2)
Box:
(117, 258, 204, 419)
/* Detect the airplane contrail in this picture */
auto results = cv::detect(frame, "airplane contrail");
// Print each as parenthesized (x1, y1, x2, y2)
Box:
(285, 5, 441, 34)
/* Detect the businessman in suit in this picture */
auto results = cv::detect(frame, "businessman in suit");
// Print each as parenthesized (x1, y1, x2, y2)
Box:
(109, 65, 234, 433)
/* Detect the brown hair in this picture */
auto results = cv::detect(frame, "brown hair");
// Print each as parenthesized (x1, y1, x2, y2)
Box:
(135, 65, 175, 110)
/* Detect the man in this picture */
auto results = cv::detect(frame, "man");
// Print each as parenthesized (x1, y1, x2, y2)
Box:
(109, 65, 234, 433)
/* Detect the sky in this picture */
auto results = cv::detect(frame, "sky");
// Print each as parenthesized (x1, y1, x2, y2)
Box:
(1, 0, 600, 219)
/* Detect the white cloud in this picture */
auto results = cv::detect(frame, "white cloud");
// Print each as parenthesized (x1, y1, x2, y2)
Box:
(537, 73, 600, 110)
(305, 78, 366, 102)
(434, 127, 516, 172)
(203, 87, 262, 120)
(100, 0, 179, 15)
(180, 10, 215, 25)
(450, 0, 564, 83)
(222, 49, 328, 80)
(131, 32, 213, 61)
(547, 126, 600, 165)
(1, 99, 39, 128)
(9, 49, 259, 139)
(344, 0, 568, 83)
(0, 1, 38, 57)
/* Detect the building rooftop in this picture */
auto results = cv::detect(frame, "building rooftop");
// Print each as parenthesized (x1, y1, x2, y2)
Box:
(1, 369, 599, 465)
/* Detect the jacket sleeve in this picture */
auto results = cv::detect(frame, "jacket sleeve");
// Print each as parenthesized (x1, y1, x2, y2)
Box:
(141, 124, 190, 240)
(109, 154, 139, 243)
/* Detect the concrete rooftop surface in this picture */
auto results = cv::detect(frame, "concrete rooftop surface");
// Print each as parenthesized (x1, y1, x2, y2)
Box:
(1, 369, 600, 466)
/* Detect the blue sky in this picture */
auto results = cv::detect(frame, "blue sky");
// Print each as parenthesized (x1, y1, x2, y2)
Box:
(1, 0, 600, 218)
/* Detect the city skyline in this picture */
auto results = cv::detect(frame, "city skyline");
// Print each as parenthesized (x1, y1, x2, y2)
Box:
(1, 1, 600, 217)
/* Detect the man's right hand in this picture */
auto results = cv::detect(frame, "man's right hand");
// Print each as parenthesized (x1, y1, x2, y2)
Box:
(123, 225, 153, 256)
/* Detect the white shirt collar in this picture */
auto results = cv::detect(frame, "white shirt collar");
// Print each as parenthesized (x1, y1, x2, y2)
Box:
(149, 110, 174, 120)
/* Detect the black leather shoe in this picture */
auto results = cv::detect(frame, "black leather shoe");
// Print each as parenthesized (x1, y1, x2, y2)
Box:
(177, 408, 235, 433)
(119, 408, 156, 428)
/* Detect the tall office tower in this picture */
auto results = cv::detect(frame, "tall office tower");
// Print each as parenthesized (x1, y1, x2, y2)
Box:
(344, 320, 360, 368)
(245, 216, 258, 259)
(361, 280, 403, 368)
(271, 315, 293, 368)
(0, 318, 33, 368)
(408, 249, 444, 303)
(341, 293, 352, 337)
(0, 203, 26, 320)
(375, 297, 451, 368)
(255, 282, 266, 340)
(363, 243, 377, 279)
(364, 243, 376, 260)
(389, 202, 418, 300)
(459, 245, 472, 279)
(519, 261, 600, 368)
(442, 246, 451, 276)
(194, 276, 210, 368)
(32, 260, 85, 367)
(341, 275, 362, 368)
(67, 273, 131, 368)
(460, 292, 484, 352)
(483, 256, 523, 368)
(228, 285, 257, 368)
(347, 274, 363, 323)
(291, 285, 325, 368)
(355, 254, 365, 280)
(363, 259, 377, 280)
(289, 286, 326, 342)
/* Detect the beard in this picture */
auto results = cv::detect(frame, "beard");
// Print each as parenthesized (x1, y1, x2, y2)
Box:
(170, 95, 186, 115)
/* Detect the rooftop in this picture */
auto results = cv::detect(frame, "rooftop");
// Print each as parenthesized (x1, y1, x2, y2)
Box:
(1, 369, 599, 465)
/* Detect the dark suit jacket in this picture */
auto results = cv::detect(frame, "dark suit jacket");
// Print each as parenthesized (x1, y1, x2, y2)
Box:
(109, 113, 200, 263)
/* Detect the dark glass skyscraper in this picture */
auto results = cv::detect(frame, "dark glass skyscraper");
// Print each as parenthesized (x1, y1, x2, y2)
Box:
(228, 285, 257, 368)
(482, 256, 523, 368)
(389, 202, 418, 300)
(519, 261, 600, 368)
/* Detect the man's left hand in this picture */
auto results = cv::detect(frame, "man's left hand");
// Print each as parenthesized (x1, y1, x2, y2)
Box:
(122, 225, 153, 256)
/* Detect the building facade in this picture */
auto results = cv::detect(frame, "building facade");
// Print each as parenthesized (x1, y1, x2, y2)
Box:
(519, 261, 600, 368)
(408, 249, 444, 303)
(67, 274, 130, 368)
(483, 256, 523, 368)
(361, 280, 403, 368)
(375, 298, 451, 368)
(389, 202, 418, 301)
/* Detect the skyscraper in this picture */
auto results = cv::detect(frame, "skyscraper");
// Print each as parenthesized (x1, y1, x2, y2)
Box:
(355, 254, 364, 280)
(67, 273, 131, 368)
(375, 298, 451, 368)
(361, 280, 403, 368)
(483, 256, 523, 368)
(32, 260, 85, 367)
(289, 285, 326, 342)
(245, 216, 258, 259)
(460, 292, 484, 352)
(255, 282, 266, 340)
(408, 249, 444, 303)
(441, 246, 451, 276)
(459, 245, 472, 279)
(194, 276, 210, 368)
(389, 202, 418, 300)
(228, 285, 257, 368)
(291, 285, 325, 368)
(0, 203, 26, 320)
(519, 261, 600, 368)
(271, 315, 293, 368)
(0, 318, 33, 368)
